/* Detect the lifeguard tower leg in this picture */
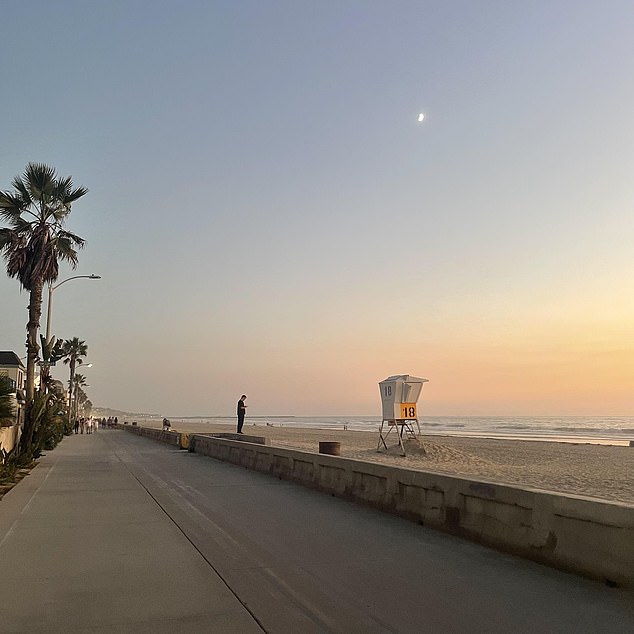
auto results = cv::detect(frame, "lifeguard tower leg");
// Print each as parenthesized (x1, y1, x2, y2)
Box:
(398, 424, 406, 456)
(377, 420, 388, 452)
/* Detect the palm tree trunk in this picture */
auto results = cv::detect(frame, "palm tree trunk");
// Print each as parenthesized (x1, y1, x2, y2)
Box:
(67, 359, 76, 430)
(73, 387, 80, 421)
(25, 282, 43, 401)
(21, 281, 43, 453)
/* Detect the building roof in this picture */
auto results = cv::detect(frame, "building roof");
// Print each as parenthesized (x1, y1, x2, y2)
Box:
(0, 351, 25, 368)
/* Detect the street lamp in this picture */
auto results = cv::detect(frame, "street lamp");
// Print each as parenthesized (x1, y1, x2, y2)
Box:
(45, 274, 101, 343)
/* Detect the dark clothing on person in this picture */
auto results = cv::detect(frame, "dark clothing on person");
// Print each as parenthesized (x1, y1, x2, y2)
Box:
(237, 398, 246, 433)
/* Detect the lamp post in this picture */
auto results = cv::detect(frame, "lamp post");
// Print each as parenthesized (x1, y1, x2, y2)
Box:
(45, 274, 101, 344)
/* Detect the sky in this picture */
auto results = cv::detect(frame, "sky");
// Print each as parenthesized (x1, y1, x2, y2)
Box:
(1, 1, 633, 417)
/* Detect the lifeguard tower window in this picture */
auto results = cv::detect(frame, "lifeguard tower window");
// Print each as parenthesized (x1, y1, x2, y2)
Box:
(377, 375, 429, 456)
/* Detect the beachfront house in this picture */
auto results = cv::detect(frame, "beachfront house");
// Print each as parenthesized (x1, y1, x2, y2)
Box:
(0, 351, 26, 452)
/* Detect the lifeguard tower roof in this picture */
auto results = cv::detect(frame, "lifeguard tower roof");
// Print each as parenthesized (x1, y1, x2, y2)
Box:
(380, 375, 428, 384)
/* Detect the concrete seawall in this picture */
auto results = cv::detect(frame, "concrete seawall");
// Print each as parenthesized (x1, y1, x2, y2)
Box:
(120, 424, 182, 447)
(119, 424, 634, 588)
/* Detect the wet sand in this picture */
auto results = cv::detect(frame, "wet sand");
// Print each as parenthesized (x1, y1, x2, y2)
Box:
(137, 420, 634, 505)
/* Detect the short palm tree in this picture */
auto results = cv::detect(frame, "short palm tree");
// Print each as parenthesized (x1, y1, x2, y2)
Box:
(0, 163, 87, 451)
(62, 338, 88, 424)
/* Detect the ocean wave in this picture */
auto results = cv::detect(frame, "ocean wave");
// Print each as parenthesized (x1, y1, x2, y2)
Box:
(548, 426, 634, 435)
(423, 424, 466, 430)
(494, 424, 534, 431)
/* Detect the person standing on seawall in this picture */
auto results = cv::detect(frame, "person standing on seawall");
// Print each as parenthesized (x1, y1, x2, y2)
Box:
(237, 395, 247, 434)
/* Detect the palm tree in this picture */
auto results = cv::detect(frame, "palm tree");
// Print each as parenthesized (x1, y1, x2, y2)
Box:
(74, 389, 92, 419)
(61, 338, 88, 426)
(71, 373, 88, 421)
(0, 163, 87, 452)
(39, 336, 65, 394)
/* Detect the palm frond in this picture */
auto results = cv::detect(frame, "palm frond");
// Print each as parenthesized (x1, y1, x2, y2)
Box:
(52, 238, 80, 268)
(0, 191, 26, 222)
(0, 227, 14, 251)
(51, 177, 87, 221)
(73, 373, 86, 385)
(2, 163, 88, 291)
(52, 229, 84, 268)
(55, 229, 85, 249)
(63, 185, 88, 205)
(2, 231, 28, 283)
(55, 175, 73, 194)
(10, 176, 32, 207)
(12, 217, 33, 234)
(23, 163, 56, 203)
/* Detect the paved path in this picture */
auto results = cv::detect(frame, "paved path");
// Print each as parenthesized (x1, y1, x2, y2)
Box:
(0, 430, 633, 633)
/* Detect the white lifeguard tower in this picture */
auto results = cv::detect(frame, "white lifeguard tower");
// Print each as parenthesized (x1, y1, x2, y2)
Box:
(377, 375, 429, 456)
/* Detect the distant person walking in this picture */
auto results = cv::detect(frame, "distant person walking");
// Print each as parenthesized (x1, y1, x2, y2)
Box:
(236, 395, 247, 434)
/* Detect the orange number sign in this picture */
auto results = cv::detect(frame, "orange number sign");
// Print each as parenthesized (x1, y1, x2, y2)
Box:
(400, 403, 417, 419)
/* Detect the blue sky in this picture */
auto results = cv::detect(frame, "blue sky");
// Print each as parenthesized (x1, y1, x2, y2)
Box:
(1, 1, 633, 416)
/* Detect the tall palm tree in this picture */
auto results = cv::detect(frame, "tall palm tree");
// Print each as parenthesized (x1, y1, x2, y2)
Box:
(83, 399, 93, 418)
(61, 337, 88, 425)
(71, 373, 88, 421)
(0, 163, 87, 451)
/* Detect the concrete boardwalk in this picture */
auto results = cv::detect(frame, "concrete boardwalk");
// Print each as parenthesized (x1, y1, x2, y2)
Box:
(0, 431, 633, 633)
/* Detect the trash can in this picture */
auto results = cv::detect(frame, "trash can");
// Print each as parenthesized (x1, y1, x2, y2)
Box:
(319, 441, 341, 456)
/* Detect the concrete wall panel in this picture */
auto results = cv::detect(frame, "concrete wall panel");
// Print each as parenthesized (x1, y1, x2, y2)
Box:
(292, 459, 314, 483)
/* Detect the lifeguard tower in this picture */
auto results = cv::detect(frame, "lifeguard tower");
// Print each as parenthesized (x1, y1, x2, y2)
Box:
(377, 375, 429, 456)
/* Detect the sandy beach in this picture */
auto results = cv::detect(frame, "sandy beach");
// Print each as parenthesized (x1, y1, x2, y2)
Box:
(137, 420, 634, 505)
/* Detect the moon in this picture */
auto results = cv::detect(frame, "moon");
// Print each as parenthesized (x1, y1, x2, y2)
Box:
(417, 113, 425, 123)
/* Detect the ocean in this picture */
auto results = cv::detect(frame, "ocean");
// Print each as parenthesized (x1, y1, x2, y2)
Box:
(166, 415, 634, 446)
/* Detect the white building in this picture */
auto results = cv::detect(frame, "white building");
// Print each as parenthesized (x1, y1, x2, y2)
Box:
(0, 351, 26, 453)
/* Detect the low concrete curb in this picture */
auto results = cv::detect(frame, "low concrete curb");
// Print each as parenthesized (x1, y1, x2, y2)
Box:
(197, 432, 270, 445)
